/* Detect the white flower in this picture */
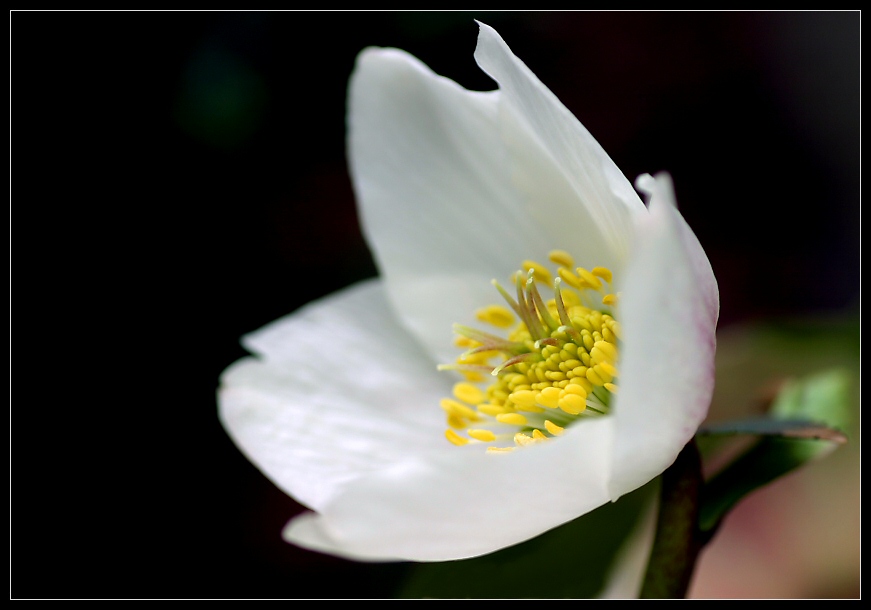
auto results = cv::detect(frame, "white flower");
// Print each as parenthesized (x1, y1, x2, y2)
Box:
(218, 22, 718, 568)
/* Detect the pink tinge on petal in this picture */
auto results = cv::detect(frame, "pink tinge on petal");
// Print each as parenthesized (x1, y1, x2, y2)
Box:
(607, 172, 719, 500)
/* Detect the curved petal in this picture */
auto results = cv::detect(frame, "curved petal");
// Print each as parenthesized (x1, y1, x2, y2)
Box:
(607, 173, 719, 499)
(473, 22, 647, 276)
(218, 279, 450, 511)
(284, 416, 615, 561)
(348, 23, 646, 364)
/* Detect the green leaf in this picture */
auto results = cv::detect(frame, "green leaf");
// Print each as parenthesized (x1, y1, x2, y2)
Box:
(397, 480, 657, 599)
(698, 369, 851, 535)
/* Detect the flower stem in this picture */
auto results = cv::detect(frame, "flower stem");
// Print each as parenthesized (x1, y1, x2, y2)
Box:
(639, 439, 703, 599)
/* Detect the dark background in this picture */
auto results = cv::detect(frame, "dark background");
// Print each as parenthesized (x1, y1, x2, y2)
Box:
(13, 11, 859, 599)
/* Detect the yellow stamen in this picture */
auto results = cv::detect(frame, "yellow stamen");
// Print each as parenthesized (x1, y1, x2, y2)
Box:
(445, 429, 469, 446)
(439, 255, 623, 449)
(562, 384, 587, 399)
(515, 403, 546, 413)
(544, 420, 565, 436)
(446, 414, 466, 430)
(585, 367, 606, 386)
(468, 429, 496, 442)
(576, 267, 603, 291)
(591, 267, 613, 284)
(453, 382, 485, 405)
(475, 304, 515, 329)
(548, 250, 575, 269)
(496, 413, 528, 426)
(487, 446, 515, 453)
(536, 386, 561, 409)
(514, 432, 535, 447)
(597, 361, 618, 378)
(508, 390, 537, 408)
(557, 267, 583, 289)
(477, 404, 506, 417)
(569, 377, 594, 394)
(592, 340, 618, 363)
(558, 393, 587, 415)
(521, 260, 553, 286)
(440, 398, 480, 420)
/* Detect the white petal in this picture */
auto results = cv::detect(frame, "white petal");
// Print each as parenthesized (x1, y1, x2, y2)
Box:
(218, 279, 450, 511)
(348, 24, 646, 363)
(608, 173, 719, 499)
(284, 417, 615, 562)
(473, 22, 647, 273)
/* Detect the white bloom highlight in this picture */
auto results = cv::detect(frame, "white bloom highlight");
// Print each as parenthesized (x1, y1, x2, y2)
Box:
(218, 21, 719, 577)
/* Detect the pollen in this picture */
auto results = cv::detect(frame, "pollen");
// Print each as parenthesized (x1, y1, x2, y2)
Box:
(475, 304, 515, 329)
(438, 254, 622, 450)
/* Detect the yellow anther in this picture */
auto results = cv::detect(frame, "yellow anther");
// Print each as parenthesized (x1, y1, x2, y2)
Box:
(569, 377, 594, 394)
(442, 256, 623, 450)
(544, 420, 565, 436)
(562, 384, 587, 399)
(468, 429, 497, 442)
(475, 304, 515, 329)
(521, 260, 553, 286)
(496, 413, 528, 426)
(548, 250, 575, 268)
(536, 386, 561, 409)
(558, 393, 587, 415)
(514, 432, 535, 447)
(454, 336, 476, 348)
(557, 267, 583, 290)
(576, 267, 603, 291)
(597, 361, 618, 378)
(453, 382, 485, 405)
(462, 371, 485, 383)
(593, 364, 614, 384)
(446, 414, 466, 430)
(487, 446, 515, 453)
(515, 404, 546, 413)
(561, 289, 580, 306)
(591, 267, 613, 284)
(585, 367, 606, 386)
(592, 340, 618, 363)
(477, 404, 506, 417)
(445, 429, 469, 446)
(440, 398, 479, 419)
(609, 321, 623, 340)
(508, 390, 537, 408)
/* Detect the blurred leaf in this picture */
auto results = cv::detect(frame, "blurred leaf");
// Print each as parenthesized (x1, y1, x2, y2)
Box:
(398, 480, 657, 599)
(700, 417, 847, 443)
(698, 369, 852, 534)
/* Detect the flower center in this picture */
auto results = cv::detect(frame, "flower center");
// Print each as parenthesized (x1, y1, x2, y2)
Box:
(438, 250, 622, 453)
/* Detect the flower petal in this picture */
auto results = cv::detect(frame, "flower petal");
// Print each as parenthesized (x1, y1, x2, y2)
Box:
(284, 417, 615, 562)
(607, 172, 719, 499)
(348, 23, 646, 364)
(473, 22, 647, 275)
(218, 279, 449, 511)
